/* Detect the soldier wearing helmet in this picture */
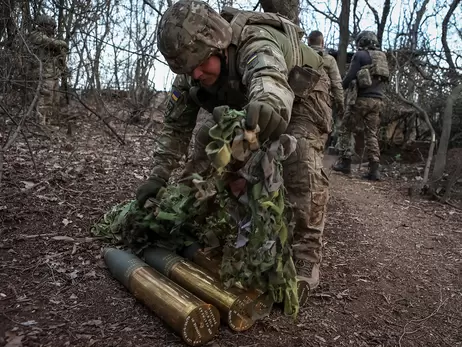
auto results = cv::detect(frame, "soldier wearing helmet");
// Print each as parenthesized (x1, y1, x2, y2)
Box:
(27, 14, 68, 124)
(136, 0, 332, 292)
(333, 30, 389, 180)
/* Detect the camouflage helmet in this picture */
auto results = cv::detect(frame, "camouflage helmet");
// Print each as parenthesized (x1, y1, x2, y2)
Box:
(35, 14, 56, 28)
(157, 0, 232, 74)
(356, 31, 379, 49)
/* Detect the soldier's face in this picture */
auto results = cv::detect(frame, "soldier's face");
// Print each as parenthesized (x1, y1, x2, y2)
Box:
(191, 55, 221, 87)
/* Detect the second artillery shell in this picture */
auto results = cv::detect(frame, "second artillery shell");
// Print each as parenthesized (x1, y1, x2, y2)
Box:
(184, 245, 310, 308)
(144, 247, 272, 331)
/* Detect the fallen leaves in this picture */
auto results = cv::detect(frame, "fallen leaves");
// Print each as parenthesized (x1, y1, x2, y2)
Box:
(4, 331, 23, 347)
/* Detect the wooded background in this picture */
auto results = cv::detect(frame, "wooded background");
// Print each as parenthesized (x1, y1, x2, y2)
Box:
(1, 0, 461, 197)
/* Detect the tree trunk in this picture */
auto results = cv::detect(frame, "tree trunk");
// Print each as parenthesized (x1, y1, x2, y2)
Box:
(259, 0, 300, 25)
(337, 0, 350, 76)
(377, 0, 391, 47)
(432, 84, 462, 180)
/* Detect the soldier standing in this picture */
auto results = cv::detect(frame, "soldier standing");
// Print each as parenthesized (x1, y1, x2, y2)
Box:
(308, 31, 344, 119)
(135, 1, 332, 291)
(28, 15, 68, 124)
(333, 31, 389, 180)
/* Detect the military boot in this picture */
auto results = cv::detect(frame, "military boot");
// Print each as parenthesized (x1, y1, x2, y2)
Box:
(333, 157, 352, 174)
(363, 161, 381, 181)
(295, 259, 320, 291)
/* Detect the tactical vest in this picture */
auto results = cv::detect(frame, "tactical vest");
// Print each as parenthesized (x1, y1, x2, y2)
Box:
(190, 8, 320, 112)
(356, 49, 390, 88)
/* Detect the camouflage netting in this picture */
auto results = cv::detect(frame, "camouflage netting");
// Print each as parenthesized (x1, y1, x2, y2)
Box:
(91, 107, 300, 317)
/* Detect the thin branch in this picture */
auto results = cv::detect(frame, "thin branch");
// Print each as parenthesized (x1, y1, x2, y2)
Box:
(303, 2, 339, 24)
(441, 0, 461, 75)
(398, 292, 448, 347)
(64, 90, 126, 145)
(0, 31, 43, 185)
(142, 0, 163, 16)
(0, 104, 39, 176)
(77, 29, 168, 66)
(392, 52, 436, 188)
(364, 0, 379, 26)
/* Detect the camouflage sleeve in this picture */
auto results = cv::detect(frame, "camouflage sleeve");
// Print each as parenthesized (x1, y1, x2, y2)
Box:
(29, 31, 68, 52)
(236, 25, 294, 124)
(150, 74, 200, 181)
(325, 54, 344, 108)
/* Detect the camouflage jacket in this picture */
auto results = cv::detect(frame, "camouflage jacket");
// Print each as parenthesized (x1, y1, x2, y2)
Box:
(150, 23, 325, 181)
(310, 44, 344, 110)
(28, 30, 68, 79)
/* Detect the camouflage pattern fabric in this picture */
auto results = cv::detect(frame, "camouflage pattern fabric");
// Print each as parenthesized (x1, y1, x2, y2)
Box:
(285, 74, 331, 263)
(368, 50, 390, 80)
(27, 29, 67, 123)
(309, 44, 344, 114)
(356, 31, 379, 49)
(157, 0, 232, 74)
(92, 108, 302, 317)
(336, 97, 383, 162)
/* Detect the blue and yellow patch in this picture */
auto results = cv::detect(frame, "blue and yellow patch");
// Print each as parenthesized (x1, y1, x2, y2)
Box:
(171, 89, 181, 102)
(247, 54, 257, 65)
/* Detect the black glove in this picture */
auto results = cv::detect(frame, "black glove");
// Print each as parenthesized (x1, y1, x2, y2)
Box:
(135, 176, 166, 207)
(245, 102, 288, 141)
(212, 105, 230, 124)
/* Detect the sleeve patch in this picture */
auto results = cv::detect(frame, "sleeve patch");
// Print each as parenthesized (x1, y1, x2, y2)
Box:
(247, 54, 258, 65)
(171, 89, 181, 101)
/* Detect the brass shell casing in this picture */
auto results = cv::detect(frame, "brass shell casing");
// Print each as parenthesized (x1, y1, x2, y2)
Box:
(104, 248, 220, 346)
(191, 248, 309, 307)
(144, 248, 273, 331)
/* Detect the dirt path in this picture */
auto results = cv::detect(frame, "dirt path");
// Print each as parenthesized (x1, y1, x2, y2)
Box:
(1, 119, 461, 347)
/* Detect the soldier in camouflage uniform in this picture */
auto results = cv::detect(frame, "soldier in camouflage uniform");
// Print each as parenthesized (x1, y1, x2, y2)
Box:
(28, 15, 68, 124)
(333, 31, 389, 180)
(308, 30, 344, 149)
(308, 30, 344, 116)
(136, 1, 332, 290)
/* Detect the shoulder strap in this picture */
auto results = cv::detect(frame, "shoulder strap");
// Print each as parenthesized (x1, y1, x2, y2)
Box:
(222, 7, 303, 67)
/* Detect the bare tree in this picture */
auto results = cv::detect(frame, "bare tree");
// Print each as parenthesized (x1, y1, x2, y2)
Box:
(364, 0, 392, 47)
(431, 0, 462, 183)
(337, 0, 350, 76)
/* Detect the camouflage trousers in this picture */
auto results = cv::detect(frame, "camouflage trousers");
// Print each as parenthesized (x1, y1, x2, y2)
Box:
(337, 97, 384, 162)
(38, 78, 60, 124)
(28, 76, 60, 124)
(184, 92, 331, 264)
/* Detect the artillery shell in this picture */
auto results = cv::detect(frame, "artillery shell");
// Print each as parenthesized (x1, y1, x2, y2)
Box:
(103, 248, 220, 346)
(144, 247, 272, 331)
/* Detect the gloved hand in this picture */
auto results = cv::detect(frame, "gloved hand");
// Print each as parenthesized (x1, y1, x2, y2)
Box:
(135, 176, 166, 207)
(245, 102, 288, 141)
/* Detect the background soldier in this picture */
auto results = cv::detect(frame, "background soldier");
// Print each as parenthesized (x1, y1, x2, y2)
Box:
(136, 1, 332, 291)
(333, 31, 389, 180)
(308, 30, 344, 139)
(28, 15, 68, 124)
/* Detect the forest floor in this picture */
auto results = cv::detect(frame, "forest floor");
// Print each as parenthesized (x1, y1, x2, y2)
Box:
(1, 106, 461, 347)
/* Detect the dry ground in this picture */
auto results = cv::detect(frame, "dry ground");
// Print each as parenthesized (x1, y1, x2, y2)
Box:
(1, 113, 461, 347)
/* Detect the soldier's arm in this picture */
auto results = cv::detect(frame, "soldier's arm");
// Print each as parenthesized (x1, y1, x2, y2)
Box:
(236, 25, 294, 124)
(29, 31, 68, 52)
(342, 52, 362, 89)
(150, 75, 200, 181)
(325, 55, 344, 108)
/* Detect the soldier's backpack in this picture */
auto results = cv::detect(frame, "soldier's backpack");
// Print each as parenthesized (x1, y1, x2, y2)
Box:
(356, 50, 390, 88)
(220, 7, 322, 99)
